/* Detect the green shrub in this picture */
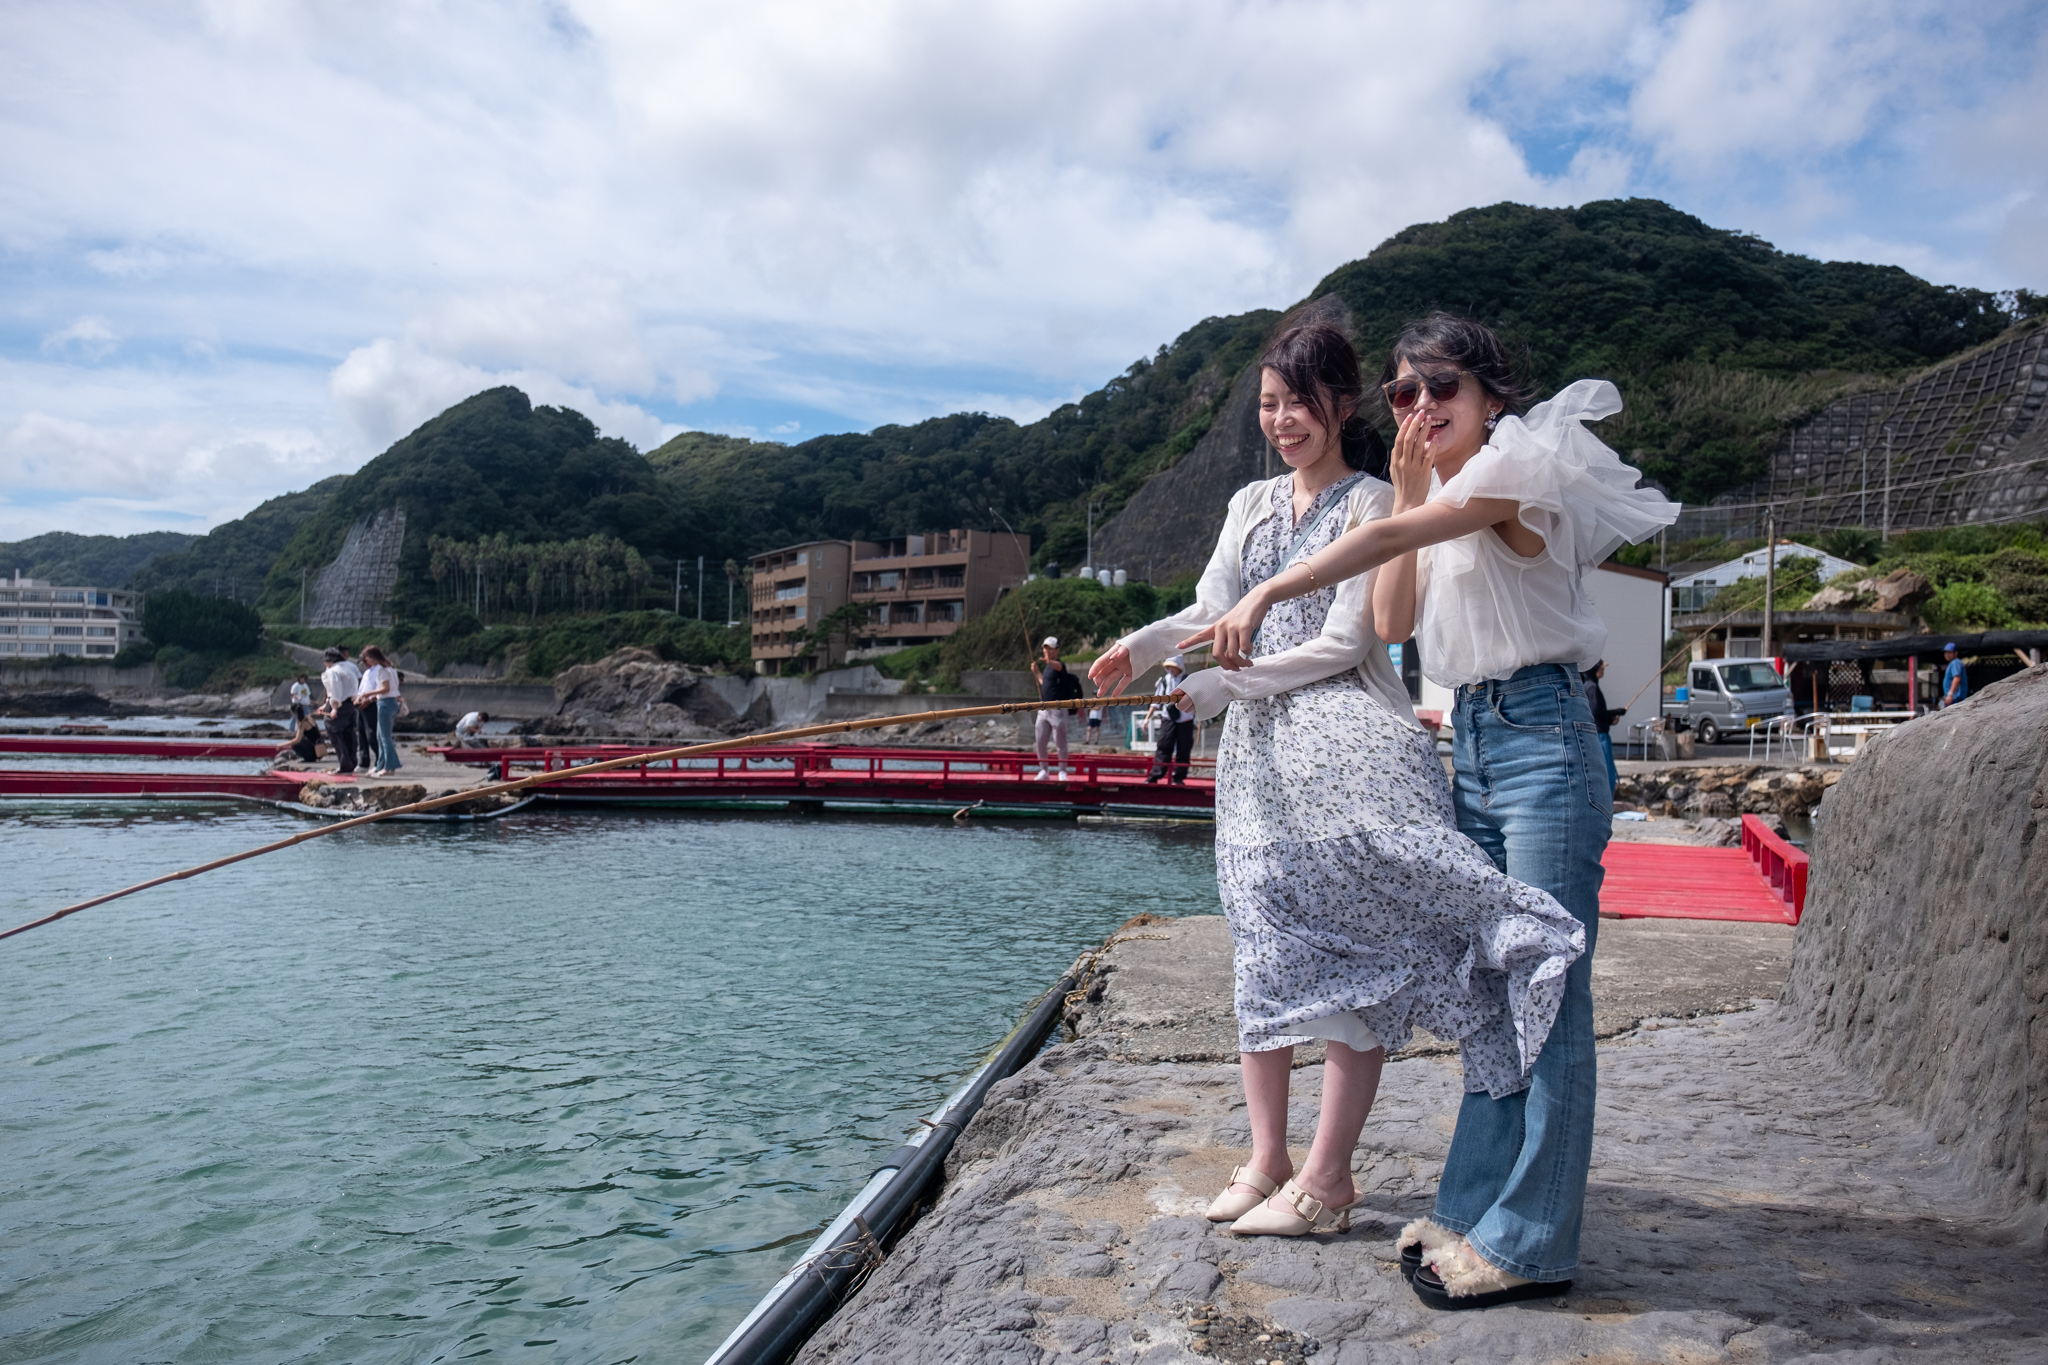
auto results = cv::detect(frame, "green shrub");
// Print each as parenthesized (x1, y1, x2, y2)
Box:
(1922, 580, 2017, 632)
(141, 590, 263, 653)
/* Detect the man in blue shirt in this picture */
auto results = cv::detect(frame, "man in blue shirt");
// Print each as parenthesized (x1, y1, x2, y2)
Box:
(1941, 643, 1968, 708)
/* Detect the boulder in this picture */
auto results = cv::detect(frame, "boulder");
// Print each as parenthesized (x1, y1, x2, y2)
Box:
(1871, 566, 1933, 613)
(1781, 663, 2048, 1225)
(549, 647, 734, 737)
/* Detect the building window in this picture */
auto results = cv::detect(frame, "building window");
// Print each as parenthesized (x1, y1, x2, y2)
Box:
(23, 625, 50, 636)
(53, 626, 84, 636)
(86, 626, 117, 637)
(775, 581, 807, 600)
(86, 644, 116, 655)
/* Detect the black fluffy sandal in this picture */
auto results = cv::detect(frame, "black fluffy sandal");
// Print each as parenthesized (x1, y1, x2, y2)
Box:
(1411, 1264, 1571, 1310)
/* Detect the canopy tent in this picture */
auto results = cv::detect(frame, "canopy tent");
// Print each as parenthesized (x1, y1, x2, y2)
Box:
(1779, 630, 2048, 663)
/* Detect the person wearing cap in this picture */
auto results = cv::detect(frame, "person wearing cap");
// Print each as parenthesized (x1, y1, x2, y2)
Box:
(316, 647, 361, 775)
(1941, 643, 1968, 708)
(1146, 656, 1196, 783)
(1030, 636, 1083, 778)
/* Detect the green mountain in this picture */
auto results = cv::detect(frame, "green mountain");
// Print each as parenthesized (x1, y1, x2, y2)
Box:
(78, 195, 2024, 635)
(0, 530, 198, 588)
(131, 477, 347, 604)
(259, 388, 686, 619)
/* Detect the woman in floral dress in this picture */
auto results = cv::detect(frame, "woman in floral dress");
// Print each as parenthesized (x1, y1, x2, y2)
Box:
(1090, 322, 1584, 1238)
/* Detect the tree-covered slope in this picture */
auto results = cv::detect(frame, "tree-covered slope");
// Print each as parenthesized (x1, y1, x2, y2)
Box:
(649, 309, 1277, 570)
(0, 530, 198, 588)
(129, 476, 346, 603)
(258, 387, 685, 618)
(1312, 199, 2031, 500)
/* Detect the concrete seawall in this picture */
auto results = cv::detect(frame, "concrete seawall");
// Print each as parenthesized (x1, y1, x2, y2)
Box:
(794, 905, 2045, 1363)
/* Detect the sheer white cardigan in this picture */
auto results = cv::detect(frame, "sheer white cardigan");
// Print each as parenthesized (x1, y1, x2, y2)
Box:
(1113, 475, 1420, 728)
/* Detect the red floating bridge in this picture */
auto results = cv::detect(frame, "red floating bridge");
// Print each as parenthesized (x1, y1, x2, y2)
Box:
(0, 769, 309, 800)
(1599, 815, 1807, 925)
(0, 735, 283, 760)
(427, 743, 1216, 815)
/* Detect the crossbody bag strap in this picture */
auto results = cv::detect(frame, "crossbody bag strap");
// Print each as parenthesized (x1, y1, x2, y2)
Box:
(1279, 473, 1365, 571)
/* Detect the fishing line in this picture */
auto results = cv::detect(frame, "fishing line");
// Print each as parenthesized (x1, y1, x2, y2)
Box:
(3, 692, 1178, 943)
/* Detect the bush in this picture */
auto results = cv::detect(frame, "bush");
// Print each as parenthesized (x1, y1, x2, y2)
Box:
(1922, 580, 2016, 633)
(141, 590, 263, 654)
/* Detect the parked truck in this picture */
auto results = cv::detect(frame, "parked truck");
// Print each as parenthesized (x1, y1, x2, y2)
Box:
(1674, 657, 1795, 745)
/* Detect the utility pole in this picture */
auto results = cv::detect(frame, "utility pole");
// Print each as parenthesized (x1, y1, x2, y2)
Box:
(1085, 498, 1104, 575)
(674, 559, 682, 615)
(299, 567, 307, 624)
(1859, 434, 1868, 528)
(697, 555, 705, 619)
(1762, 507, 1776, 659)
(1882, 425, 1893, 542)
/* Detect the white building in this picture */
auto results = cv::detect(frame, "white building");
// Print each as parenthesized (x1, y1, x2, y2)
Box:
(1669, 541, 1864, 613)
(0, 573, 145, 659)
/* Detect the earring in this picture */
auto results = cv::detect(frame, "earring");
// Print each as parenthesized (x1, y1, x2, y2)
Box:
(1485, 411, 1500, 430)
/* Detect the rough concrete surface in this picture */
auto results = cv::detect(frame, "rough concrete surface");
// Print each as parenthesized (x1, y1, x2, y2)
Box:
(796, 915, 2045, 1364)
(1783, 663, 2048, 1223)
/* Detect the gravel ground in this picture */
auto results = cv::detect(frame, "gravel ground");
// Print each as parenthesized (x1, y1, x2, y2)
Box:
(795, 917, 2045, 1364)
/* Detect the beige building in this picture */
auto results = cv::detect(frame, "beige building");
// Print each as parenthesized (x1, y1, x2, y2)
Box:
(749, 529, 1029, 673)
(749, 540, 852, 674)
(847, 529, 1029, 654)
(0, 574, 144, 659)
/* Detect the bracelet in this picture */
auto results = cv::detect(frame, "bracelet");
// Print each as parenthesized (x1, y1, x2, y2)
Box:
(1302, 562, 1319, 590)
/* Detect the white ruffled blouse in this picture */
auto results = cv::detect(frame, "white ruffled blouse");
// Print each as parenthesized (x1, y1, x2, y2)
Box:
(1417, 380, 1680, 687)
(1116, 475, 1419, 727)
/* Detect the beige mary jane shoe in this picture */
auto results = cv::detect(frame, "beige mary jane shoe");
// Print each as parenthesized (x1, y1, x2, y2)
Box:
(1202, 1166, 1279, 1223)
(1228, 1179, 1355, 1237)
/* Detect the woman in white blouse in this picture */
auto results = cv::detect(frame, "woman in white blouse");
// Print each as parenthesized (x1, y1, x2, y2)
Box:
(1187, 313, 1678, 1307)
(354, 646, 405, 777)
(1092, 321, 1583, 1241)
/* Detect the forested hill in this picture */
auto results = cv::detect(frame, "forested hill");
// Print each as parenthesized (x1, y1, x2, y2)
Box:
(1307, 198, 2030, 498)
(67, 196, 2030, 622)
(648, 199, 2034, 570)
(0, 530, 198, 589)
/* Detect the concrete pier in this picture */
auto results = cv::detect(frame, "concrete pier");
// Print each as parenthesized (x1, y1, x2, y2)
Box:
(796, 911, 2046, 1363)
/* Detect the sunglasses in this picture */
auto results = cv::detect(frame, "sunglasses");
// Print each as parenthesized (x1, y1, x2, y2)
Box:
(1382, 369, 1466, 412)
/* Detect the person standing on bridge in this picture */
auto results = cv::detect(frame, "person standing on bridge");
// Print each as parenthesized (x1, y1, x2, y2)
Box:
(1942, 643, 1968, 708)
(355, 646, 405, 777)
(1184, 312, 1679, 1307)
(317, 647, 361, 776)
(1144, 656, 1195, 784)
(1030, 636, 1082, 780)
(1092, 320, 1583, 1248)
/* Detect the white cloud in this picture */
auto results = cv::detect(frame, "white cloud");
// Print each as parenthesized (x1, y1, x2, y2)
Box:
(39, 316, 119, 361)
(0, 0, 2040, 539)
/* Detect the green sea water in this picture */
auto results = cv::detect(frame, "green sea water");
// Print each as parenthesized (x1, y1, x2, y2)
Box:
(0, 803, 1218, 1363)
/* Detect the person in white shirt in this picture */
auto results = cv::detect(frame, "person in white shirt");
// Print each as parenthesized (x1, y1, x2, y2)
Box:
(316, 648, 362, 774)
(1144, 657, 1194, 783)
(454, 711, 490, 747)
(1188, 312, 1678, 1308)
(355, 645, 404, 776)
(1091, 320, 1583, 1249)
(288, 675, 312, 728)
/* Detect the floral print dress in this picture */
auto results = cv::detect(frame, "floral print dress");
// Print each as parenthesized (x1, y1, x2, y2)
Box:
(1215, 477, 1585, 1098)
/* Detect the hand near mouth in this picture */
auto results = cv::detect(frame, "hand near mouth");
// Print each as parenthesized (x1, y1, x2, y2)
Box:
(1388, 408, 1434, 513)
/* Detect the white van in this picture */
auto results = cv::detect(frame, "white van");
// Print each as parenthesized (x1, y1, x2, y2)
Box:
(1678, 657, 1795, 745)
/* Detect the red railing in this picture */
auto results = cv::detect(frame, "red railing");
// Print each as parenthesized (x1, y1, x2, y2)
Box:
(428, 743, 1214, 786)
(1739, 813, 1809, 923)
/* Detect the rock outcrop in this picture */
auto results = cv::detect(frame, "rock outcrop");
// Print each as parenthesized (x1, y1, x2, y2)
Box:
(1782, 663, 2048, 1225)
(548, 647, 741, 737)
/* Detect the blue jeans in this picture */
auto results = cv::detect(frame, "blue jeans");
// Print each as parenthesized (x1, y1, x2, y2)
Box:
(375, 697, 403, 772)
(1434, 664, 1610, 1281)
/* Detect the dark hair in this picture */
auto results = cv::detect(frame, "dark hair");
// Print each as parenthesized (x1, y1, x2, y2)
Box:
(322, 647, 342, 664)
(361, 646, 390, 667)
(1259, 322, 1390, 478)
(1378, 312, 1536, 421)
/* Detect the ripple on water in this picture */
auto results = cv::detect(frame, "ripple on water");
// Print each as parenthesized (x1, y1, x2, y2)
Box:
(0, 805, 1216, 1362)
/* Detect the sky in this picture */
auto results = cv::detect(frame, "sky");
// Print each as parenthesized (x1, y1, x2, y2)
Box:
(3, 0, 2044, 542)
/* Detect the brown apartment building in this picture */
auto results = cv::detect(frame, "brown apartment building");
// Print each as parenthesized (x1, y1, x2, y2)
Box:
(750, 529, 1028, 673)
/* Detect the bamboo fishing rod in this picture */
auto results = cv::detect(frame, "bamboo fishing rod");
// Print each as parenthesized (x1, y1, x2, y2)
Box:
(2, 691, 1179, 944)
